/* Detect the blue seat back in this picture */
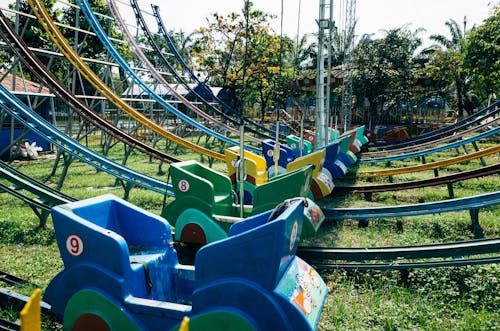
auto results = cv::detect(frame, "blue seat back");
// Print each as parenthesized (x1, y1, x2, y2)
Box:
(262, 139, 296, 175)
(196, 200, 304, 290)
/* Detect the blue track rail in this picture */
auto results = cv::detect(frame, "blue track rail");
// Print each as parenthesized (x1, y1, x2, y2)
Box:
(78, 0, 260, 154)
(128, 0, 275, 142)
(373, 100, 499, 149)
(361, 126, 500, 163)
(322, 191, 500, 221)
(0, 85, 171, 195)
(150, 4, 285, 140)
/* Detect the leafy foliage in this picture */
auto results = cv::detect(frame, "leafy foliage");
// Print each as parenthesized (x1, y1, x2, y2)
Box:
(353, 27, 423, 121)
(463, 4, 500, 102)
(191, 1, 298, 118)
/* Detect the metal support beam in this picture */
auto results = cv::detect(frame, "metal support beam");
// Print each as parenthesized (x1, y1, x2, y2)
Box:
(340, 0, 356, 131)
(315, 0, 333, 148)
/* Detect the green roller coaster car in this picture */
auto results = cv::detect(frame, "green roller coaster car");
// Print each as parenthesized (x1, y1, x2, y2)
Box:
(162, 160, 323, 245)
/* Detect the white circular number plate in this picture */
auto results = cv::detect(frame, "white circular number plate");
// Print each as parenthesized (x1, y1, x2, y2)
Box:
(66, 234, 84, 256)
(178, 179, 190, 192)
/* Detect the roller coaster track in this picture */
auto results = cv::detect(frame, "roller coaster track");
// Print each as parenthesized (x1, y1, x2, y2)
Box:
(76, 0, 261, 154)
(0, 271, 55, 328)
(355, 145, 500, 179)
(107, 0, 262, 150)
(362, 116, 499, 157)
(127, 0, 275, 142)
(321, 191, 499, 221)
(0, 10, 181, 165)
(0, 84, 171, 194)
(360, 126, 500, 164)
(334, 163, 500, 194)
(149, 4, 286, 140)
(27, 0, 225, 161)
(297, 238, 500, 270)
(0, 159, 75, 226)
(371, 100, 499, 150)
(77, 0, 260, 152)
(4, 241, 497, 325)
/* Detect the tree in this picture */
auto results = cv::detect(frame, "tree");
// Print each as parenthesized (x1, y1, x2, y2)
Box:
(352, 27, 423, 122)
(424, 19, 470, 118)
(463, 4, 500, 103)
(192, 0, 292, 117)
(2, 0, 58, 77)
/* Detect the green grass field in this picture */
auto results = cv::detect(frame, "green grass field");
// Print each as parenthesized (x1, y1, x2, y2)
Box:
(0, 140, 498, 330)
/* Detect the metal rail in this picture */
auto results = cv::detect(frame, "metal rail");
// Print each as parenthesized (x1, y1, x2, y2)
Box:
(322, 191, 500, 221)
(361, 126, 500, 164)
(298, 238, 500, 270)
(310, 256, 500, 270)
(107, 0, 261, 148)
(334, 163, 500, 194)
(356, 145, 500, 178)
(371, 100, 499, 149)
(0, 160, 75, 226)
(362, 116, 499, 157)
(0, 10, 181, 165)
(149, 4, 285, 140)
(27, 0, 224, 161)
(0, 84, 171, 195)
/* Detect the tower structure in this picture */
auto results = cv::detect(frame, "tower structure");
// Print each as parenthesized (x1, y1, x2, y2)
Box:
(315, 0, 334, 148)
(340, 0, 356, 130)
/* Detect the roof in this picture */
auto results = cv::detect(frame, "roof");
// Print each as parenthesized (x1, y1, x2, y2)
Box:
(0, 71, 52, 96)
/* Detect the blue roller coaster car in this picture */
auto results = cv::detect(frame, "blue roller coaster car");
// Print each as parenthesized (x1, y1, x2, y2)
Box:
(45, 194, 328, 331)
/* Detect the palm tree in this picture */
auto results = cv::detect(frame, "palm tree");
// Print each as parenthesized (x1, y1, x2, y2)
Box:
(425, 19, 469, 119)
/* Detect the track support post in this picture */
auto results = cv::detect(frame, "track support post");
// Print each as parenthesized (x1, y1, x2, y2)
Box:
(469, 208, 484, 239)
(447, 183, 455, 199)
(471, 141, 487, 166)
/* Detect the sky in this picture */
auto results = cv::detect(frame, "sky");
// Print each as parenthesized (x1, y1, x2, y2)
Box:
(0, 0, 497, 45)
(142, 0, 497, 45)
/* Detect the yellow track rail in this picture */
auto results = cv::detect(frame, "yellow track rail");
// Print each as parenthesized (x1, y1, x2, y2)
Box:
(356, 145, 500, 178)
(28, 0, 224, 160)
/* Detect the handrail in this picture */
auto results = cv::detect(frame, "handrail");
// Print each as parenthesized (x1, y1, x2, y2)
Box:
(0, 10, 181, 164)
(150, 4, 285, 140)
(107, 0, 261, 149)
(357, 145, 500, 178)
(361, 126, 500, 164)
(0, 84, 171, 194)
(27, 0, 224, 160)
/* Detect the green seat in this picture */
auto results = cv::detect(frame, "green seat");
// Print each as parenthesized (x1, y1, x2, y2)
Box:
(286, 134, 313, 156)
(251, 165, 314, 215)
(164, 160, 234, 223)
(356, 125, 369, 145)
(329, 127, 341, 141)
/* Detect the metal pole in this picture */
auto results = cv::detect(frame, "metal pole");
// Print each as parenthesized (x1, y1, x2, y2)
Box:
(239, 125, 245, 217)
(325, 0, 334, 144)
(316, 0, 333, 148)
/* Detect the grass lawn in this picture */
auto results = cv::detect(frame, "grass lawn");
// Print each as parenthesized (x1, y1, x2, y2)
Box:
(0, 140, 498, 330)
